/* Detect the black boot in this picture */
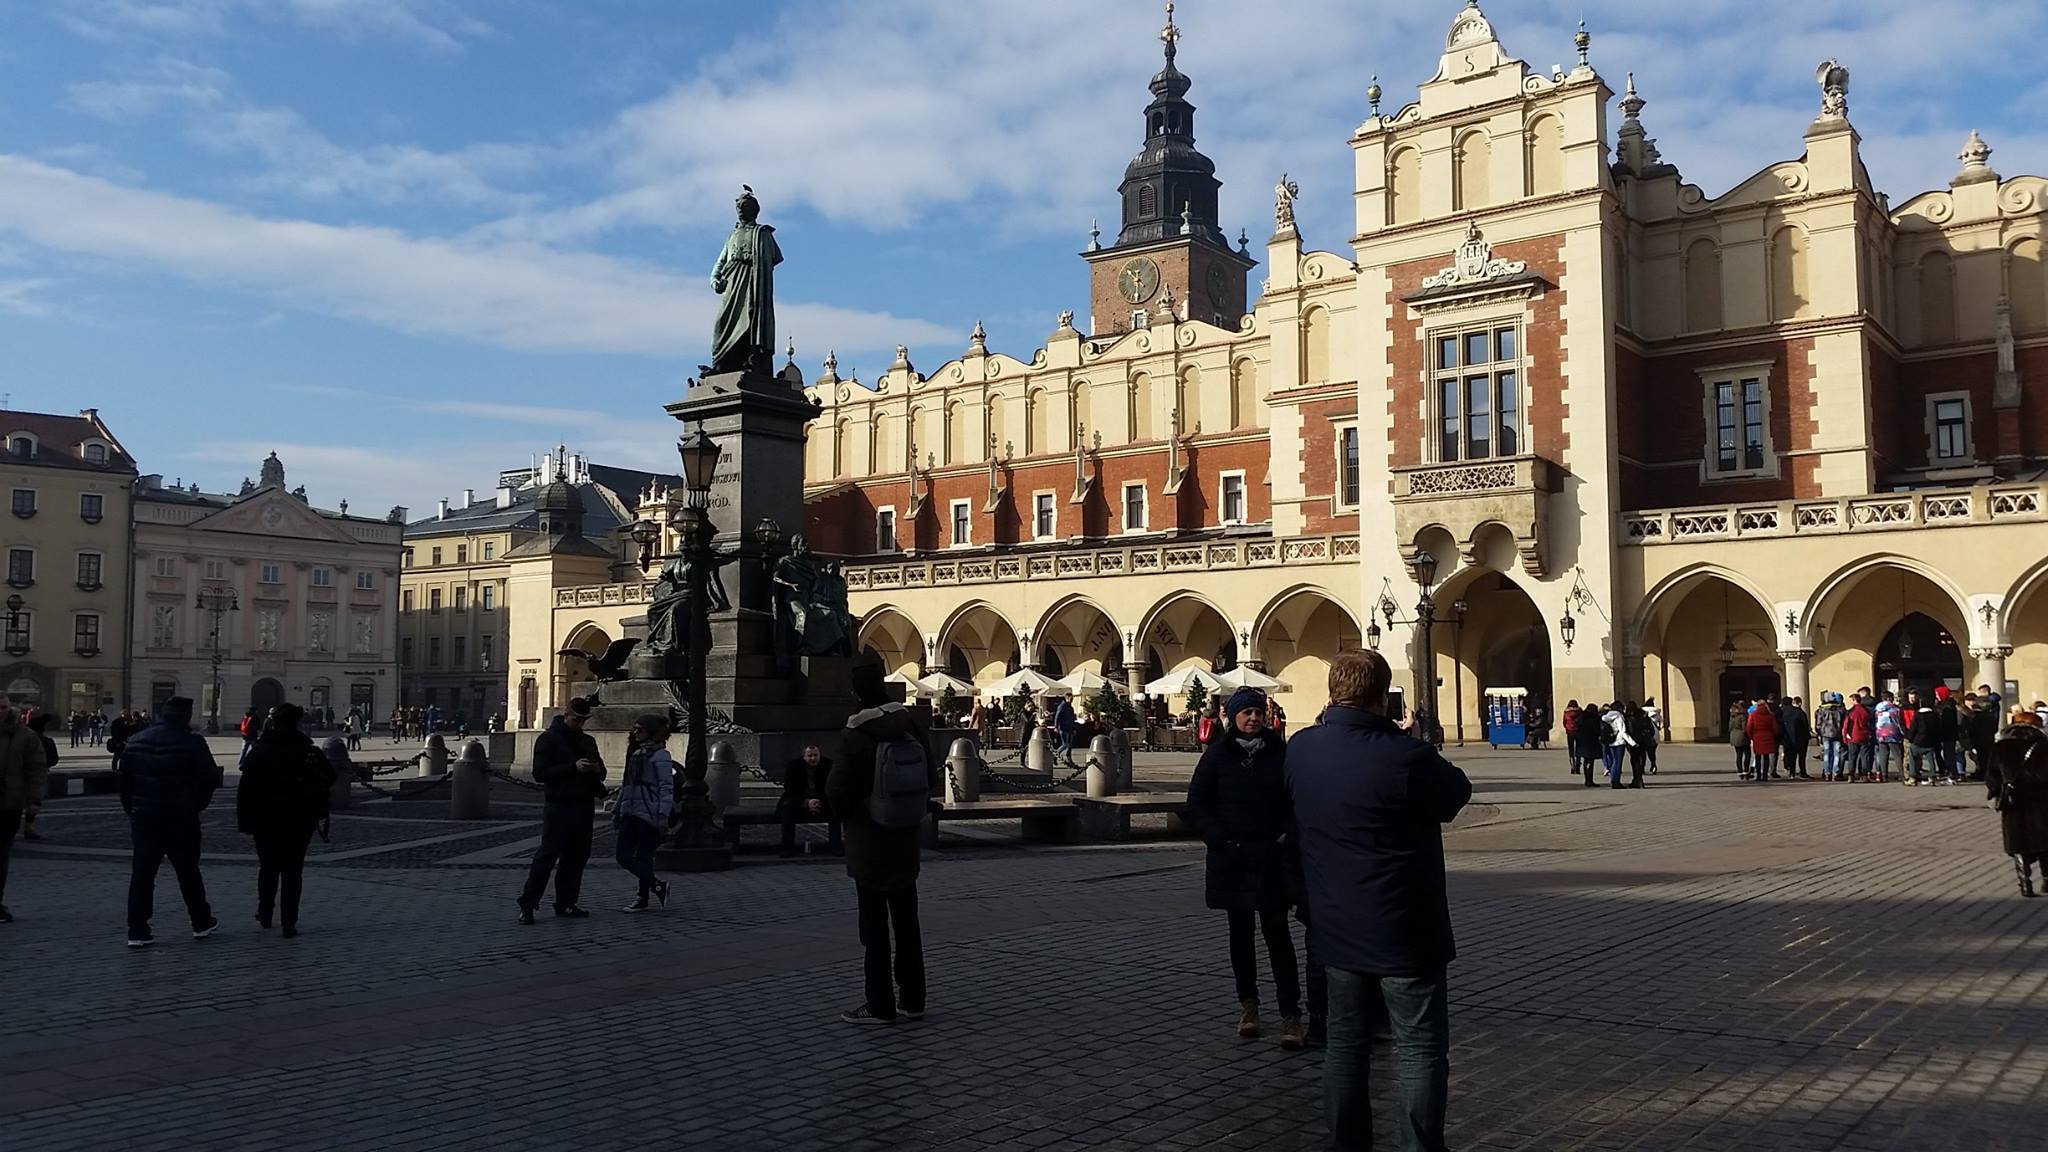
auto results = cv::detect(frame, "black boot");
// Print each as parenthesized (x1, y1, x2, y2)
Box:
(2017, 857, 2038, 899)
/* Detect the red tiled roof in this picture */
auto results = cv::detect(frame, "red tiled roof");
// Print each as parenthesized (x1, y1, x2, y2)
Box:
(0, 408, 137, 475)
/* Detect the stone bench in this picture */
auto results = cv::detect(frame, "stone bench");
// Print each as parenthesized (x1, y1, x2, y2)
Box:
(720, 804, 833, 848)
(46, 769, 120, 799)
(1075, 793, 1190, 842)
(924, 799, 1080, 848)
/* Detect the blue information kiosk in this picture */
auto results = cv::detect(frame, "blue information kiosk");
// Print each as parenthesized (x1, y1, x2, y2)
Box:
(1486, 688, 1529, 749)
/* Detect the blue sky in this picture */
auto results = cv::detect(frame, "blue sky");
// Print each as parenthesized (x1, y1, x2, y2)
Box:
(0, 0, 2040, 514)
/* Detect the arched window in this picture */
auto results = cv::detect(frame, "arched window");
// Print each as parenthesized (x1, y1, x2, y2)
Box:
(871, 411, 899, 475)
(1071, 382, 1092, 445)
(1684, 238, 1723, 333)
(1129, 373, 1155, 442)
(1389, 147, 1420, 226)
(986, 394, 1009, 458)
(1231, 359, 1259, 429)
(83, 442, 108, 465)
(945, 400, 968, 464)
(7, 436, 32, 459)
(1138, 184, 1157, 219)
(1302, 307, 1331, 385)
(1027, 389, 1051, 455)
(1919, 251, 1956, 344)
(834, 420, 853, 476)
(1525, 114, 1563, 197)
(1769, 224, 1809, 321)
(908, 406, 928, 465)
(1176, 367, 1203, 435)
(2011, 238, 2048, 333)
(1454, 130, 1491, 211)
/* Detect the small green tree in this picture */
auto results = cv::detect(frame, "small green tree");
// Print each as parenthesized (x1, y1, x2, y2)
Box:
(1184, 683, 1207, 717)
(1087, 685, 1137, 730)
(937, 684, 962, 726)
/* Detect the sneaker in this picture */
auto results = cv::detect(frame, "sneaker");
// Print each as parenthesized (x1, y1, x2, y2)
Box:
(840, 1004, 896, 1026)
(191, 917, 220, 940)
(555, 906, 591, 919)
(517, 906, 537, 926)
(654, 881, 670, 910)
(1237, 1000, 1261, 1039)
(622, 901, 649, 914)
(0, 905, 12, 923)
(257, 914, 272, 930)
(127, 935, 155, 949)
(903, 1007, 926, 1021)
(281, 926, 298, 939)
(1278, 1014, 1305, 1051)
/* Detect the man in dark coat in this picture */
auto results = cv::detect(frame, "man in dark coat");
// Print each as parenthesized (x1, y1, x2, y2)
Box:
(0, 700, 50, 924)
(517, 697, 606, 923)
(1183, 686, 1301, 1049)
(1777, 697, 1811, 780)
(236, 703, 335, 936)
(777, 743, 840, 858)
(1287, 649, 1471, 1152)
(118, 697, 223, 947)
(1988, 710, 2048, 897)
(826, 661, 939, 1025)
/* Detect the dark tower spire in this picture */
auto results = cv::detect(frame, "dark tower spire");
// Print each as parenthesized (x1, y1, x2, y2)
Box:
(1115, 1, 1225, 249)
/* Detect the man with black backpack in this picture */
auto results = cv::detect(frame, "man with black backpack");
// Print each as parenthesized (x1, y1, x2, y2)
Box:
(826, 660, 941, 1025)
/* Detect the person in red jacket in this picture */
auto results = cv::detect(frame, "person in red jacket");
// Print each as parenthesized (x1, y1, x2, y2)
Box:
(1841, 693, 1875, 781)
(1746, 702, 1781, 782)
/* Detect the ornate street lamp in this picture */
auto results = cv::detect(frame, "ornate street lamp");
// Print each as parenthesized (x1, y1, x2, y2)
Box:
(662, 429, 730, 871)
(3, 593, 25, 656)
(752, 516, 784, 551)
(1366, 618, 1382, 651)
(1558, 566, 1598, 654)
(195, 586, 239, 734)
(677, 426, 722, 502)
(628, 519, 662, 574)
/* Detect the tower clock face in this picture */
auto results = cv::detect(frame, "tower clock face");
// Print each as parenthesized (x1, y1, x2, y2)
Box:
(1205, 263, 1231, 308)
(1118, 257, 1161, 304)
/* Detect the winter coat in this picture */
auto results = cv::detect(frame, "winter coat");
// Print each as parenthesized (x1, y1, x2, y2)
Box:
(119, 717, 222, 819)
(1182, 731, 1291, 912)
(1746, 707, 1780, 756)
(1875, 702, 1904, 743)
(1935, 701, 1962, 747)
(1285, 706, 1472, 977)
(1969, 703, 2001, 755)
(1602, 710, 1632, 748)
(0, 719, 49, 811)
(1572, 712, 1605, 759)
(777, 755, 833, 816)
(1987, 724, 2048, 858)
(1842, 703, 1873, 745)
(1908, 706, 1942, 749)
(827, 701, 937, 893)
(531, 717, 605, 806)
(236, 729, 335, 835)
(1778, 704, 1811, 751)
(1728, 707, 1749, 749)
(613, 739, 675, 829)
(1815, 702, 1845, 742)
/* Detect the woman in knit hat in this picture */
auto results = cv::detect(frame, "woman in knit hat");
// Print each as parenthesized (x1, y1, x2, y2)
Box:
(1182, 686, 1303, 1050)
(1988, 706, 2048, 897)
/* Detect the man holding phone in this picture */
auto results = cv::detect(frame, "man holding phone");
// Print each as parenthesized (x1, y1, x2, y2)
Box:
(518, 697, 607, 923)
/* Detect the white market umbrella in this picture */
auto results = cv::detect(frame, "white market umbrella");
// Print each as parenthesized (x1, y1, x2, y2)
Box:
(885, 672, 936, 699)
(917, 671, 976, 698)
(981, 667, 1059, 699)
(1054, 669, 1127, 697)
(1214, 666, 1290, 693)
(1145, 666, 1224, 699)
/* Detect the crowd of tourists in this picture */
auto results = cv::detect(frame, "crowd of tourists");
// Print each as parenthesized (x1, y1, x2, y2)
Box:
(1558, 698, 1663, 788)
(1715, 683, 2042, 785)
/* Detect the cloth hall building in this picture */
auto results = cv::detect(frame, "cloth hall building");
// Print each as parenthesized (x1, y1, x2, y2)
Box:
(537, 4, 2048, 742)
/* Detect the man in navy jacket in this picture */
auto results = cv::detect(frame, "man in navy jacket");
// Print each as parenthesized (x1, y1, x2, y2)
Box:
(1287, 649, 1470, 1152)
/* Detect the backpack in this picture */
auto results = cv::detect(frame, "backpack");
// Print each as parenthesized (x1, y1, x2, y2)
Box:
(1196, 715, 1216, 745)
(867, 734, 931, 830)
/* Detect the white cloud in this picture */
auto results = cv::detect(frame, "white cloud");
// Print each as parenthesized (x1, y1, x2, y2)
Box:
(55, 0, 489, 52)
(0, 155, 951, 356)
(0, 279, 57, 318)
(179, 439, 513, 517)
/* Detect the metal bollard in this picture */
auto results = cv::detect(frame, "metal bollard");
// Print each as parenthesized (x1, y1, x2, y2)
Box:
(424, 732, 450, 778)
(451, 740, 491, 820)
(322, 737, 353, 812)
(706, 741, 741, 814)
(946, 737, 981, 804)
(1085, 734, 1118, 798)
(1025, 726, 1051, 774)
(1107, 726, 1134, 791)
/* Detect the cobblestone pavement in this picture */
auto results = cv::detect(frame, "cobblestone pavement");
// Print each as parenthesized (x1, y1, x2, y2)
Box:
(3, 745, 2044, 1150)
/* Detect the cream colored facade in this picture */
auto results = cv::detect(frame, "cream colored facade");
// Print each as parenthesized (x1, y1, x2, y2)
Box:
(525, 5, 2048, 741)
(128, 457, 402, 728)
(400, 507, 515, 726)
(0, 409, 135, 715)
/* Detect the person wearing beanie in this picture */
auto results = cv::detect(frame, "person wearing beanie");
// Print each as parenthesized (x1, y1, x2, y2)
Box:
(1182, 685, 1303, 1050)
(517, 696, 606, 924)
(613, 713, 674, 913)
(235, 704, 334, 936)
(117, 696, 223, 947)
(1988, 707, 2048, 896)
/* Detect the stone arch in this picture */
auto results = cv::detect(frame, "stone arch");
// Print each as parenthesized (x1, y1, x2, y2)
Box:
(2002, 555, 2048, 632)
(563, 621, 613, 655)
(937, 600, 1022, 685)
(872, 408, 900, 475)
(856, 606, 925, 678)
(1524, 113, 1562, 197)
(1301, 306, 1331, 385)
(1138, 590, 1236, 680)
(1071, 380, 1092, 444)
(1388, 146, 1420, 226)
(1769, 222, 1810, 321)
(1034, 595, 1123, 679)
(833, 419, 853, 476)
(1253, 585, 1363, 719)
(1454, 128, 1491, 211)
(1027, 387, 1051, 455)
(1684, 237, 1723, 332)
(1176, 366, 1203, 435)
(1425, 563, 1553, 743)
(1632, 562, 1777, 645)
(1231, 358, 1259, 428)
(2010, 237, 2047, 334)
(1919, 250, 1956, 344)
(945, 399, 969, 464)
(1129, 373, 1155, 442)
(1803, 554, 1971, 639)
(1804, 555, 1975, 704)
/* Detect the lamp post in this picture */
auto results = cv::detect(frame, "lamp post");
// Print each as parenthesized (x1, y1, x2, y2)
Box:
(1375, 555, 1463, 745)
(661, 425, 733, 872)
(195, 586, 239, 734)
(3, 593, 25, 656)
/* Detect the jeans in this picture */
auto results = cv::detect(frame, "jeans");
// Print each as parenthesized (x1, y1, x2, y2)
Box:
(1752, 752, 1776, 777)
(1601, 745, 1624, 784)
(1910, 746, 1943, 783)
(520, 800, 594, 912)
(127, 813, 213, 938)
(1296, 903, 1327, 1028)
(1325, 967, 1450, 1152)
(252, 822, 315, 928)
(614, 815, 662, 900)
(1226, 905, 1301, 1016)
(856, 882, 925, 1019)
(1820, 739, 1844, 779)
(0, 807, 18, 907)
(1876, 743, 1902, 781)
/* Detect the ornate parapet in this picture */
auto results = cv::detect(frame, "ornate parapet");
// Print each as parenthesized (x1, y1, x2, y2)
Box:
(1390, 456, 1560, 576)
(1619, 483, 2046, 545)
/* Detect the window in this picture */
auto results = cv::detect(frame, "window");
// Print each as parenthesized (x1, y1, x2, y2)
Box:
(311, 566, 332, 587)
(1033, 493, 1056, 540)
(8, 437, 31, 458)
(204, 559, 225, 580)
(1704, 370, 1771, 478)
(1122, 483, 1148, 533)
(77, 552, 103, 589)
(154, 556, 176, 578)
(481, 585, 496, 611)
(74, 614, 100, 654)
(949, 499, 972, 548)
(4, 610, 28, 652)
(80, 493, 104, 523)
(11, 489, 35, 518)
(453, 636, 467, 668)
(482, 541, 495, 561)
(1433, 325, 1521, 462)
(454, 586, 468, 612)
(1219, 471, 1247, 525)
(150, 604, 176, 648)
(259, 562, 282, 585)
(7, 549, 32, 587)
(876, 508, 898, 553)
(1930, 393, 1972, 463)
(479, 635, 494, 669)
(1338, 426, 1361, 507)
(456, 544, 468, 565)
(402, 589, 415, 613)
(84, 442, 108, 465)
(403, 549, 414, 569)
(401, 636, 415, 667)
(431, 546, 443, 565)
(428, 636, 443, 668)
(429, 588, 443, 613)
(355, 570, 375, 590)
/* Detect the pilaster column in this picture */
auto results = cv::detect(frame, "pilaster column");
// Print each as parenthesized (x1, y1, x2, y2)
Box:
(1781, 649, 1814, 704)
(1973, 647, 2012, 698)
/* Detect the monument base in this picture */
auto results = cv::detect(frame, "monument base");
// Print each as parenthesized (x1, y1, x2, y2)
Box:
(654, 842, 734, 873)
